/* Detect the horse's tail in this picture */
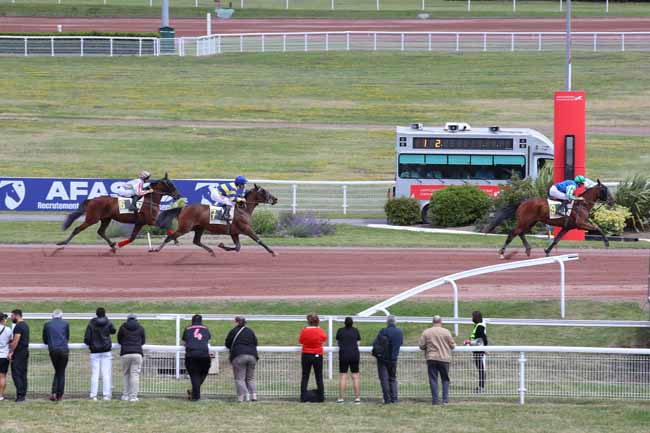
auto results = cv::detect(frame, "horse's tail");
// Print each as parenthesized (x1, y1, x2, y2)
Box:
(62, 200, 88, 231)
(156, 207, 182, 230)
(483, 202, 521, 234)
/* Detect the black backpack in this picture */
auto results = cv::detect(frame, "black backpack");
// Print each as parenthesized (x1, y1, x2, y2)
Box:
(372, 332, 392, 362)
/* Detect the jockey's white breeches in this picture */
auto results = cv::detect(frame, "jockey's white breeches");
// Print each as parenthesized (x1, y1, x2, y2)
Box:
(115, 184, 136, 198)
(549, 185, 568, 201)
(210, 189, 233, 207)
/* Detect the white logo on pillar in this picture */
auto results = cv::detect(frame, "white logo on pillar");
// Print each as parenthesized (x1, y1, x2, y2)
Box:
(0, 180, 26, 210)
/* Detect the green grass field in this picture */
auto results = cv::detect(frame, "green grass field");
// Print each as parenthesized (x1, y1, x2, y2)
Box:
(1, 52, 649, 181)
(1, 0, 649, 18)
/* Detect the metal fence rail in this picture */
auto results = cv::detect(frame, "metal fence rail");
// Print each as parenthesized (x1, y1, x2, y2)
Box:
(0, 36, 158, 56)
(6, 344, 650, 404)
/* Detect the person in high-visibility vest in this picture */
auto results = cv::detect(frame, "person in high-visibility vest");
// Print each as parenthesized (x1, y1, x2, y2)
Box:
(464, 310, 488, 393)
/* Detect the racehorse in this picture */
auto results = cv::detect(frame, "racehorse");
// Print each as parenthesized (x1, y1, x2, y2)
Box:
(484, 180, 615, 258)
(57, 173, 180, 252)
(153, 184, 278, 257)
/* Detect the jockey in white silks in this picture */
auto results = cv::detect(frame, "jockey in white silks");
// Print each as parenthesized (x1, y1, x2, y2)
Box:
(115, 171, 153, 214)
(209, 176, 248, 223)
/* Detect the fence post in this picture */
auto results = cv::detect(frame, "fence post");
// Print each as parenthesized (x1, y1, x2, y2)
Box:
(283, 34, 286, 52)
(621, 33, 625, 52)
(261, 34, 265, 52)
(483, 32, 487, 51)
(51, 37, 54, 56)
(421, 0, 424, 10)
(175, 315, 181, 379)
(240, 0, 243, 8)
(401, 32, 404, 51)
(24, 37, 28, 57)
(373, 32, 377, 51)
(80, 37, 84, 57)
(428, 32, 431, 51)
(325, 33, 329, 51)
(342, 185, 348, 215)
(518, 352, 527, 405)
(558, 259, 566, 318)
(538, 32, 542, 51)
(328, 316, 333, 380)
(240, 35, 243, 53)
(376, 0, 379, 11)
(455, 33, 459, 52)
(346, 32, 350, 51)
(139, 38, 142, 56)
(593, 33, 597, 52)
(511, 33, 515, 51)
(512, 0, 516, 13)
(218, 35, 221, 54)
(304, 33, 308, 52)
(110, 38, 114, 56)
(285, 0, 288, 9)
(447, 279, 459, 336)
(149, 0, 152, 7)
(560, 0, 562, 12)
(291, 184, 297, 214)
(606, 0, 609, 13)
(331, 0, 334, 10)
(467, 0, 471, 12)
(195, 0, 198, 7)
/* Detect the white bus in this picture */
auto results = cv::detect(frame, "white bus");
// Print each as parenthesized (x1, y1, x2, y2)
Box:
(395, 122, 554, 222)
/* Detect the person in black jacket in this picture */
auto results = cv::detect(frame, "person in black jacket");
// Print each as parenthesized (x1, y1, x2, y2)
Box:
(464, 310, 488, 393)
(42, 309, 69, 401)
(336, 317, 361, 404)
(84, 307, 116, 401)
(9, 309, 29, 403)
(118, 313, 146, 402)
(225, 316, 258, 402)
(182, 314, 212, 401)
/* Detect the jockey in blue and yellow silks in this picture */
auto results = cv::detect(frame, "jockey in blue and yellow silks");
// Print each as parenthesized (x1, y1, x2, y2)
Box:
(549, 175, 591, 216)
(209, 176, 248, 222)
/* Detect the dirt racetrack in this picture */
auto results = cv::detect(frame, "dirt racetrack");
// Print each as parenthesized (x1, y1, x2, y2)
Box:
(1, 17, 649, 36)
(1, 245, 646, 301)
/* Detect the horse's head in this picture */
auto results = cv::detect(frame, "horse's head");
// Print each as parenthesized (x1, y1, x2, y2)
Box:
(2, 183, 20, 202)
(582, 179, 615, 206)
(151, 172, 181, 200)
(245, 183, 278, 205)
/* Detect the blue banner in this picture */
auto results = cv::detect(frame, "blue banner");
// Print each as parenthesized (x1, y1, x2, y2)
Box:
(0, 177, 230, 212)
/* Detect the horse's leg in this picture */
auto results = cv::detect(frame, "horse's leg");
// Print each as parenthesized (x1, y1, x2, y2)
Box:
(117, 224, 144, 249)
(192, 228, 215, 257)
(56, 218, 98, 246)
(218, 234, 241, 252)
(582, 222, 610, 248)
(544, 227, 570, 256)
(518, 222, 537, 257)
(498, 228, 520, 259)
(96, 218, 116, 252)
(241, 227, 276, 257)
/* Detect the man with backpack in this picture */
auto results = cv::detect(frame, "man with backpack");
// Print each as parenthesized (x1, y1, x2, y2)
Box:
(372, 315, 403, 404)
(84, 307, 116, 401)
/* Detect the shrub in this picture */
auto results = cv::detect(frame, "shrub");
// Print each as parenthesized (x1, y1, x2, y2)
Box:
(429, 185, 491, 227)
(384, 197, 421, 226)
(278, 212, 336, 238)
(252, 209, 278, 236)
(591, 205, 632, 236)
(614, 174, 650, 231)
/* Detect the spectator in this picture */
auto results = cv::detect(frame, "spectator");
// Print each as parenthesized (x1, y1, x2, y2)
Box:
(182, 314, 212, 401)
(0, 312, 13, 401)
(9, 309, 29, 403)
(298, 313, 327, 402)
(335, 317, 361, 404)
(419, 315, 456, 405)
(42, 309, 70, 401)
(464, 310, 488, 393)
(225, 316, 258, 402)
(84, 307, 116, 401)
(118, 313, 146, 402)
(372, 315, 403, 404)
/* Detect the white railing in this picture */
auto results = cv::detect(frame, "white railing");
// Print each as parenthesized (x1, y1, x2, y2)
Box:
(192, 31, 650, 56)
(10, 343, 650, 404)
(0, 36, 158, 56)
(358, 254, 580, 335)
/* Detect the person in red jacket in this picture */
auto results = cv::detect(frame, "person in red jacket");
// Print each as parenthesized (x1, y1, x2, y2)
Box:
(298, 313, 327, 402)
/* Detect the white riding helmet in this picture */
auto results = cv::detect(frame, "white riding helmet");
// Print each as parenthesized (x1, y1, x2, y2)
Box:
(139, 170, 151, 180)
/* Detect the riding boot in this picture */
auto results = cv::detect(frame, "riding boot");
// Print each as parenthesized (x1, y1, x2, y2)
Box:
(223, 205, 233, 224)
(131, 196, 141, 222)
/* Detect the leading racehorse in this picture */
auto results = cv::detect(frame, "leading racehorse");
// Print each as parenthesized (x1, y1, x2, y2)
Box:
(57, 173, 180, 252)
(484, 180, 614, 258)
(154, 184, 278, 256)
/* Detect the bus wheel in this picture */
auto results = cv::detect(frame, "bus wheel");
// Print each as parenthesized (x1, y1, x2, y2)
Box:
(421, 204, 431, 224)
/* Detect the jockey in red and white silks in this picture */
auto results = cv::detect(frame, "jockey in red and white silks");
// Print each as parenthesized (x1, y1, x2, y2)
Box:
(116, 171, 153, 211)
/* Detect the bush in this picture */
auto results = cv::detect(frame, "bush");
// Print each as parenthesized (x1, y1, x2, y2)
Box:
(429, 185, 491, 227)
(252, 209, 278, 236)
(614, 174, 650, 232)
(591, 205, 632, 236)
(278, 212, 336, 238)
(384, 197, 421, 226)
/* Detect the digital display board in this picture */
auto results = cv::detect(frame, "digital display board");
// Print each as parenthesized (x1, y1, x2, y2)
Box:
(412, 137, 514, 150)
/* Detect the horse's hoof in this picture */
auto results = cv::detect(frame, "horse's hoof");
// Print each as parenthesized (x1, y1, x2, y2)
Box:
(210, 252, 216, 258)
(173, 240, 180, 246)
(271, 251, 277, 257)
(499, 254, 505, 260)
(55, 241, 65, 246)
(218, 242, 225, 248)
(525, 249, 532, 257)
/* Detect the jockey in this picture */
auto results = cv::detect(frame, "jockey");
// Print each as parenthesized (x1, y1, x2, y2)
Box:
(209, 176, 248, 222)
(549, 175, 589, 216)
(116, 171, 154, 213)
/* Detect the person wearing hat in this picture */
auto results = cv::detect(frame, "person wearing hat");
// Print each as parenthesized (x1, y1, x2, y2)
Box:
(42, 309, 70, 401)
(209, 176, 248, 224)
(117, 313, 146, 402)
(549, 175, 594, 217)
(0, 312, 13, 401)
(115, 170, 154, 218)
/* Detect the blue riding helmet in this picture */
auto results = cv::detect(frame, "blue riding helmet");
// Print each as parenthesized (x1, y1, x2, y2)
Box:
(234, 176, 248, 186)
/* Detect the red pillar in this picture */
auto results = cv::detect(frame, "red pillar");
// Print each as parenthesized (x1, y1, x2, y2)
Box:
(554, 91, 586, 241)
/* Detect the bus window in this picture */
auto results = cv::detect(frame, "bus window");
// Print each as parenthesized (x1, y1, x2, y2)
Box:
(537, 158, 552, 173)
(493, 156, 526, 180)
(398, 154, 525, 180)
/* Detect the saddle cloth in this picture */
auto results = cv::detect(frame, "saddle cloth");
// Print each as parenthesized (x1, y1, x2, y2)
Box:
(118, 197, 143, 215)
(209, 205, 234, 225)
(547, 199, 572, 219)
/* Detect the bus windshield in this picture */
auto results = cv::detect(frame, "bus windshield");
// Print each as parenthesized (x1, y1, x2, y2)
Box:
(398, 154, 526, 180)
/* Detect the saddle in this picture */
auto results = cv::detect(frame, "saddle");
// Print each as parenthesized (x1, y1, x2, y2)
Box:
(209, 205, 234, 225)
(547, 199, 572, 219)
(118, 197, 143, 215)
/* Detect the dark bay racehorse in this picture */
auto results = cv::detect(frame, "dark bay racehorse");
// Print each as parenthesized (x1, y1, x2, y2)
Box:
(57, 174, 180, 252)
(484, 180, 615, 258)
(154, 184, 278, 256)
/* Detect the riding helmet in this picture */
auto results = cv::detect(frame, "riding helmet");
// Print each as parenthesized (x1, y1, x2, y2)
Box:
(234, 176, 248, 185)
(139, 170, 151, 180)
(574, 175, 585, 184)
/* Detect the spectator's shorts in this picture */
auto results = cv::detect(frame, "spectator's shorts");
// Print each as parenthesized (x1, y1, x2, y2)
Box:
(339, 356, 360, 374)
(0, 358, 9, 374)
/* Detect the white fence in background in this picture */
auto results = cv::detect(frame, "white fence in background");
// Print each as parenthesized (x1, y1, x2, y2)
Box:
(8, 343, 650, 404)
(2, 32, 649, 56)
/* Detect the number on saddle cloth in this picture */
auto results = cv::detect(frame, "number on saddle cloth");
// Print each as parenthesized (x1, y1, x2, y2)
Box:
(209, 205, 233, 225)
(547, 199, 571, 218)
(118, 197, 143, 215)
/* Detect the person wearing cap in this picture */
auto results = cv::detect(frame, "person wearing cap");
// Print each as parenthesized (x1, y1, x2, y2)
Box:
(9, 309, 29, 402)
(549, 175, 594, 217)
(419, 315, 456, 405)
(182, 314, 212, 401)
(117, 313, 146, 402)
(0, 312, 13, 401)
(42, 309, 70, 401)
(372, 315, 403, 404)
(209, 176, 248, 224)
(115, 171, 153, 218)
(225, 316, 258, 402)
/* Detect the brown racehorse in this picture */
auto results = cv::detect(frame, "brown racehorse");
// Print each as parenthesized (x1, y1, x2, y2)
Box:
(57, 174, 180, 252)
(153, 184, 278, 257)
(484, 180, 615, 258)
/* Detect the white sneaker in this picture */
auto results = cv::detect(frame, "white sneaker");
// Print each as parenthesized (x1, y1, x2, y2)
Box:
(129, 397, 139, 402)
(0, 396, 5, 401)
(89, 397, 98, 401)
(336, 399, 345, 404)
(354, 398, 361, 404)
(102, 396, 111, 401)
(121, 395, 129, 401)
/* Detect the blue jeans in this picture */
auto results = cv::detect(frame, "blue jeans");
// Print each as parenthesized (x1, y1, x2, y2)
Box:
(427, 360, 450, 404)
